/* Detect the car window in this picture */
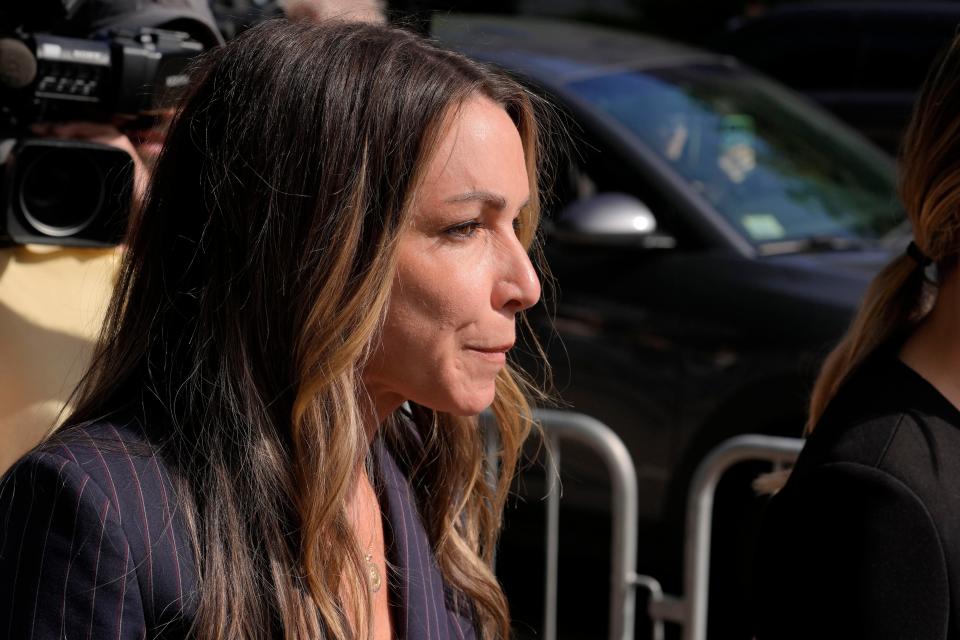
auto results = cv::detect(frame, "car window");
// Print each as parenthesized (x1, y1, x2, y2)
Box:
(566, 64, 903, 249)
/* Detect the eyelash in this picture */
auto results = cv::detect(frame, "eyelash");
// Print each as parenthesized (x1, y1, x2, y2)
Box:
(444, 220, 483, 239)
(443, 217, 523, 240)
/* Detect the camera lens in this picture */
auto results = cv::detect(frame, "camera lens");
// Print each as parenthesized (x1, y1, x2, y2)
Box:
(19, 148, 104, 237)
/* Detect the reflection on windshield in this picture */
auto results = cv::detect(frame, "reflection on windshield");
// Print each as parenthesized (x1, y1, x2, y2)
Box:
(567, 65, 903, 245)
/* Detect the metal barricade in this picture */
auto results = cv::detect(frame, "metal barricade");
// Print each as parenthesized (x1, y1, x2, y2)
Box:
(680, 435, 803, 640)
(534, 409, 641, 640)
(640, 434, 804, 640)
(485, 409, 642, 640)
(492, 409, 804, 640)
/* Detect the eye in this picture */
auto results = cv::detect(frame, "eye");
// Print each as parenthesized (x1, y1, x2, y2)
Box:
(512, 216, 523, 235)
(444, 220, 483, 239)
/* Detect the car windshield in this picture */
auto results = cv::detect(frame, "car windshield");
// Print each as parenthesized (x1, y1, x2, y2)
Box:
(566, 64, 903, 249)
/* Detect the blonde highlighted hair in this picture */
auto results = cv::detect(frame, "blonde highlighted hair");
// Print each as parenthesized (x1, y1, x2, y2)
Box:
(63, 19, 551, 640)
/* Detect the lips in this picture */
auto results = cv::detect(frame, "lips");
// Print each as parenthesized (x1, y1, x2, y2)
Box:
(469, 343, 513, 353)
(466, 343, 513, 364)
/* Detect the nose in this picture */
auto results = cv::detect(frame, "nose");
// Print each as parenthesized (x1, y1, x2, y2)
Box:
(493, 237, 541, 314)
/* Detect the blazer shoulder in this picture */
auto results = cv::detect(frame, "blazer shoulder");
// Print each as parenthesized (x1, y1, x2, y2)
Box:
(799, 408, 907, 470)
(3, 419, 199, 634)
(0, 445, 149, 639)
(800, 407, 960, 513)
(801, 353, 960, 484)
(0, 445, 116, 522)
(38, 420, 166, 516)
(755, 460, 949, 639)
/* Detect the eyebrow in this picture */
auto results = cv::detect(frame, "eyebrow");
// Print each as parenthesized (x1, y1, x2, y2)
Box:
(444, 190, 530, 211)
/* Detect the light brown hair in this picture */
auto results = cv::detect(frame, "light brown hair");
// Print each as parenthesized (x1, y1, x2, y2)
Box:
(805, 35, 960, 434)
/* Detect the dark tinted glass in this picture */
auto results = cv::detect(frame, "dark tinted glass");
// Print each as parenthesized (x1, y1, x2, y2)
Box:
(567, 65, 902, 247)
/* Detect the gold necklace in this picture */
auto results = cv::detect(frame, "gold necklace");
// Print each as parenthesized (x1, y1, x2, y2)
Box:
(364, 550, 382, 593)
(355, 475, 383, 594)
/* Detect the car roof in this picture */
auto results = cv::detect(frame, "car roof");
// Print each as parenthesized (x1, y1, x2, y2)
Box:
(729, 1, 960, 23)
(432, 14, 728, 85)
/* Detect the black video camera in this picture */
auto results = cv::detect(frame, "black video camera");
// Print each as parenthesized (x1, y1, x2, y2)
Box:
(0, 1, 211, 247)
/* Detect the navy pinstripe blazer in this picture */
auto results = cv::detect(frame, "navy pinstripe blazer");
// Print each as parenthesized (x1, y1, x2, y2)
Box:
(0, 418, 477, 639)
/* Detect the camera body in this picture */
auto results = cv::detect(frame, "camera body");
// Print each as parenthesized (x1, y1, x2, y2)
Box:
(2, 28, 202, 130)
(1, 1, 210, 247)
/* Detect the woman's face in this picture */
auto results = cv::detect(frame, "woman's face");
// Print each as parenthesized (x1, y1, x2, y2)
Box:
(364, 96, 541, 419)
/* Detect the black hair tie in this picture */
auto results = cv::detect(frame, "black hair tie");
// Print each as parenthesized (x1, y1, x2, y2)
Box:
(906, 240, 939, 284)
(906, 240, 932, 266)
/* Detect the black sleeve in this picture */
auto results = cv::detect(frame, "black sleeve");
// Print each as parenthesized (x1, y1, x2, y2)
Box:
(753, 461, 949, 640)
(0, 451, 146, 639)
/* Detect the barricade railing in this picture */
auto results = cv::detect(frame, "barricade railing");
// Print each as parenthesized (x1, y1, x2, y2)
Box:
(534, 409, 641, 640)
(640, 434, 804, 640)
(483, 409, 641, 640)
(488, 409, 804, 640)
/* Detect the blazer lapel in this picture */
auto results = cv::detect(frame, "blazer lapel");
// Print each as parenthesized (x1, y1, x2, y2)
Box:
(374, 441, 477, 640)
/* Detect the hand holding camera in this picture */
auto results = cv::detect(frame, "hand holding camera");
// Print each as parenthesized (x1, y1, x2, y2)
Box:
(1, 0, 217, 247)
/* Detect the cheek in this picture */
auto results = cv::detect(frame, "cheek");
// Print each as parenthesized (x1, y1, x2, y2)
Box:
(392, 253, 487, 339)
(370, 254, 499, 414)
(373, 268, 459, 393)
(386, 271, 455, 346)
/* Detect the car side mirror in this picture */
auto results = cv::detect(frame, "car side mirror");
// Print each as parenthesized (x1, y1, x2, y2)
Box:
(551, 192, 676, 249)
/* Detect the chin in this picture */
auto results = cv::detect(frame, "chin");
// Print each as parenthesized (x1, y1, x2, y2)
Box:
(435, 389, 498, 417)
(429, 399, 488, 417)
(447, 404, 492, 417)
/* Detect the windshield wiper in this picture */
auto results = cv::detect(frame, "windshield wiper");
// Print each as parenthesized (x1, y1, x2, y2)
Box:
(757, 234, 868, 256)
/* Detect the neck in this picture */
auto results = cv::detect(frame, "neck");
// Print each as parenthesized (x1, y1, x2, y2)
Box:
(362, 388, 405, 445)
(900, 265, 960, 410)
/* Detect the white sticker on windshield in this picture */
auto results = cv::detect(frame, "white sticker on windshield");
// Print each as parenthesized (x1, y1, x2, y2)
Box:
(718, 114, 757, 183)
(741, 214, 785, 241)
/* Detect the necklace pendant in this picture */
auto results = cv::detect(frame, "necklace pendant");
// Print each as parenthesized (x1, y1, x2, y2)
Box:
(365, 553, 382, 593)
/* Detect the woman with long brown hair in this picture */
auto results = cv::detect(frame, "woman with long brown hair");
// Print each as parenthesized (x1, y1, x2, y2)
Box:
(753, 33, 960, 640)
(0, 18, 547, 640)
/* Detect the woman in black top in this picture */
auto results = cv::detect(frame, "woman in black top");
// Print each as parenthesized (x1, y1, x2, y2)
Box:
(754, 33, 960, 640)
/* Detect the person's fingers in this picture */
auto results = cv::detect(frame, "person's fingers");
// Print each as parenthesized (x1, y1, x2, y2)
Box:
(48, 121, 123, 142)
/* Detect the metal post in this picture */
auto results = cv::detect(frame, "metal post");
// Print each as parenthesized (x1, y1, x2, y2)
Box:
(534, 409, 640, 640)
(682, 435, 803, 640)
(543, 432, 561, 640)
(494, 411, 803, 640)
(633, 574, 667, 640)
